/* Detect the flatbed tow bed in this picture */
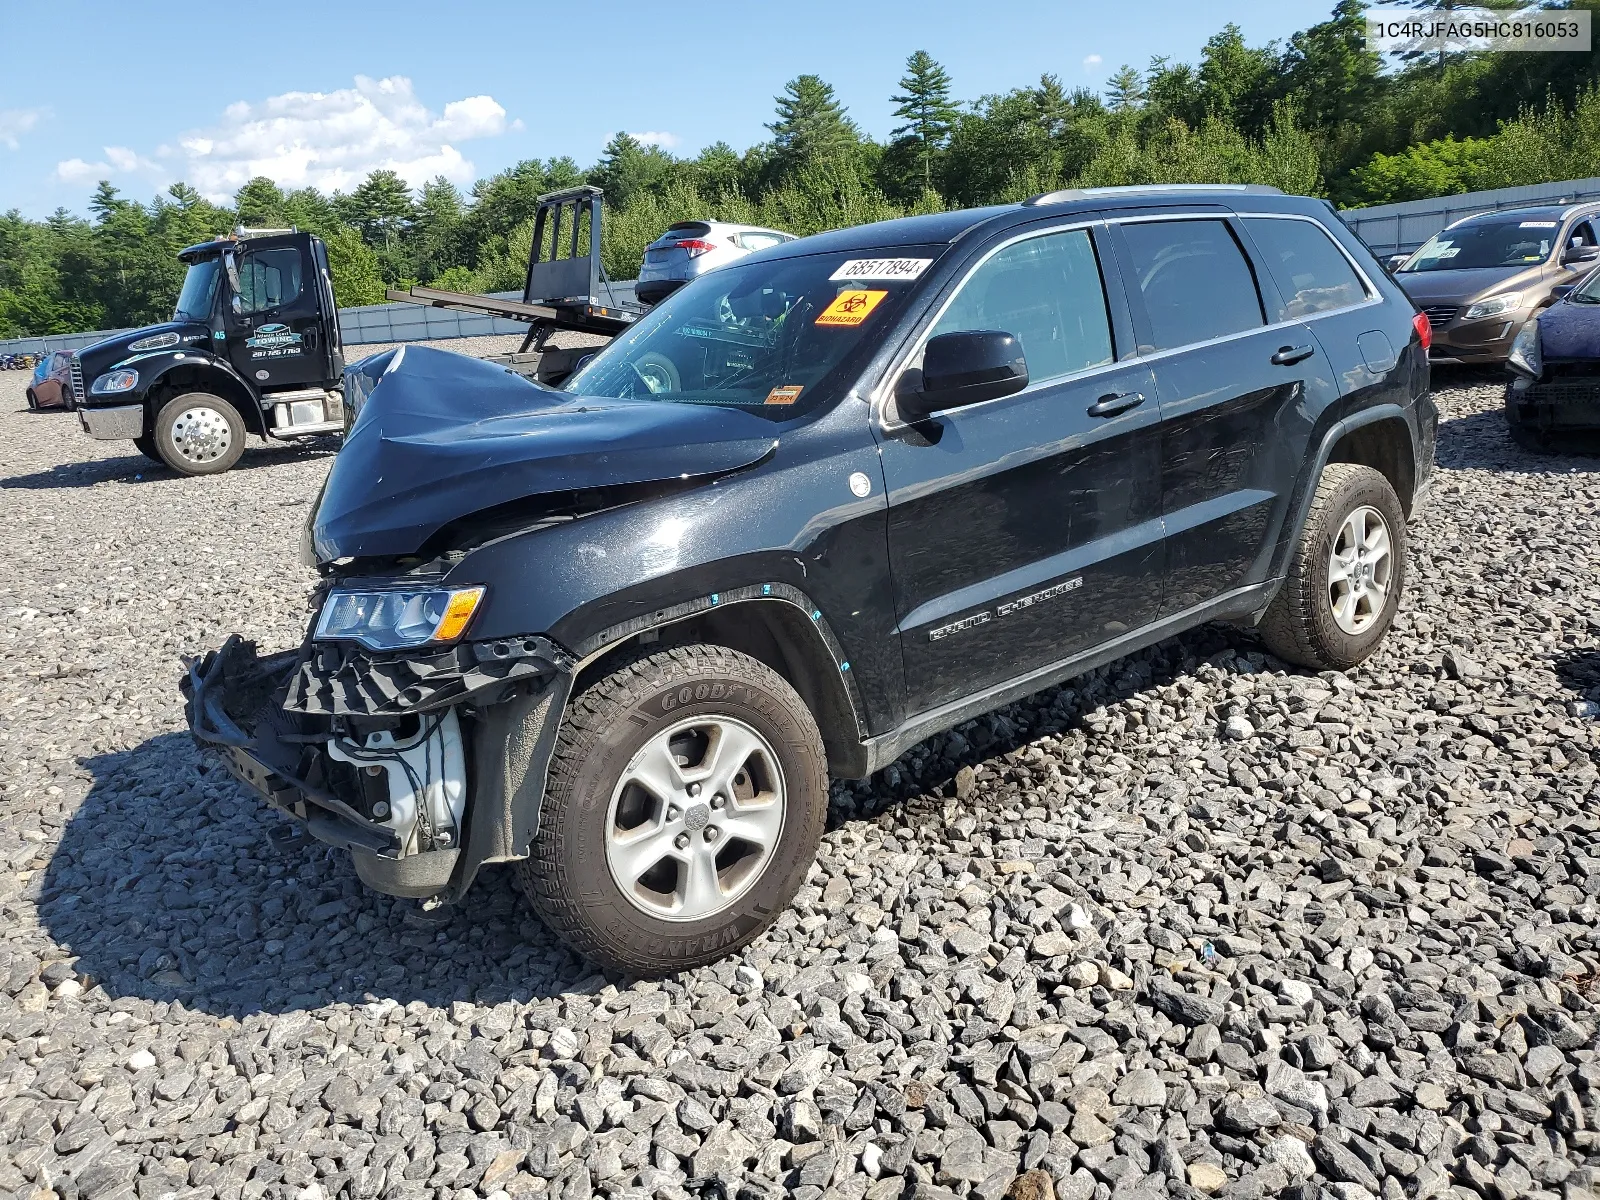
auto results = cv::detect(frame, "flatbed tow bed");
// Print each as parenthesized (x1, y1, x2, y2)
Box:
(385, 185, 646, 384)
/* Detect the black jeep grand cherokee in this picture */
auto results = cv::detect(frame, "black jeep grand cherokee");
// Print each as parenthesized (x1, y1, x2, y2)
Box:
(185, 185, 1436, 975)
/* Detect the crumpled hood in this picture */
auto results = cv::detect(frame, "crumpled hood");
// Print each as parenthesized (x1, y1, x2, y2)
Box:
(311, 345, 779, 563)
(1536, 297, 1600, 360)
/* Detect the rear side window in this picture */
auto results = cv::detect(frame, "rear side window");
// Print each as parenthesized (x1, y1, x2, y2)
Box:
(1244, 217, 1368, 320)
(930, 227, 1113, 384)
(738, 232, 788, 251)
(1120, 220, 1263, 351)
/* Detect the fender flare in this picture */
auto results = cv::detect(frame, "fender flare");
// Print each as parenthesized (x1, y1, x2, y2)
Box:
(133, 352, 263, 436)
(1264, 402, 1417, 598)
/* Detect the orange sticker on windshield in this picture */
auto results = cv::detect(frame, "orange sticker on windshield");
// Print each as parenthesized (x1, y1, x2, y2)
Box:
(765, 385, 803, 406)
(815, 289, 887, 327)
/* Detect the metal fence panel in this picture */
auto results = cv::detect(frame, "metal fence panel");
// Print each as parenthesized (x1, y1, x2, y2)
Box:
(1340, 177, 1600, 256)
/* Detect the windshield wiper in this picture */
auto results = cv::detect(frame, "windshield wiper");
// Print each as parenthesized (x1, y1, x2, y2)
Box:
(1570, 293, 1600, 303)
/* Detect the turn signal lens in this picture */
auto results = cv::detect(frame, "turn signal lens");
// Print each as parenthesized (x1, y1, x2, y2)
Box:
(1412, 310, 1432, 352)
(432, 587, 485, 643)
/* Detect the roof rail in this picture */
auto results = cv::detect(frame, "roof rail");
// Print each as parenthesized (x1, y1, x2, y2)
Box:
(1023, 183, 1284, 207)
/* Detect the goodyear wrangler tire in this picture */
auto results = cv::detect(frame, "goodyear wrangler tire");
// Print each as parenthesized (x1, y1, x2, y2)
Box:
(517, 643, 828, 975)
(1258, 462, 1406, 671)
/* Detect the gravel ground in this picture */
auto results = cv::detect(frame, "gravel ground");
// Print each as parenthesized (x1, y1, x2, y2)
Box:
(2, 356, 1599, 1200)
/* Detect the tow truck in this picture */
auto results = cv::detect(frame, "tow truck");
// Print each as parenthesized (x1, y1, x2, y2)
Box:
(386, 185, 646, 385)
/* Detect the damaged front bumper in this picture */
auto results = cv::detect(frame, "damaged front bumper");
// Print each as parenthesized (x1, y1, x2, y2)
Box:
(181, 631, 574, 901)
(1507, 372, 1600, 432)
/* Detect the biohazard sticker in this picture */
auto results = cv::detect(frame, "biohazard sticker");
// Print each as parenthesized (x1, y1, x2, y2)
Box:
(764, 385, 804, 406)
(815, 290, 887, 327)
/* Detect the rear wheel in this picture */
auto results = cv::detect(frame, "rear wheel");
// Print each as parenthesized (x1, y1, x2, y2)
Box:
(153, 392, 245, 475)
(517, 644, 828, 975)
(1258, 463, 1406, 671)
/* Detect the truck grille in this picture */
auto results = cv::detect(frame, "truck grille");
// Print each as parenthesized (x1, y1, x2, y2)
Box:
(68, 353, 84, 405)
(1422, 305, 1458, 327)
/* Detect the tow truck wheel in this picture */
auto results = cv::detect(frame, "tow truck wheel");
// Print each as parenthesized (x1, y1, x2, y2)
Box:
(133, 433, 162, 462)
(518, 643, 828, 975)
(153, 392, 245, 475)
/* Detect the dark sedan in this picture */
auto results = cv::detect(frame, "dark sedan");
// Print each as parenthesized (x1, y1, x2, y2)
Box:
(1506, 268, 1600, 448)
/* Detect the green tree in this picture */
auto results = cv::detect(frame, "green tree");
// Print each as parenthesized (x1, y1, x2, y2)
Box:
(1346, 134, 1489, 203)
(343, 169, 415, 250)
(1197, 23, 1280, 135)
(1105, 65, 1147, 112)
(234, 176, 288, 226)
(890, 51, 960, 191)
(768, 75, 860, 183)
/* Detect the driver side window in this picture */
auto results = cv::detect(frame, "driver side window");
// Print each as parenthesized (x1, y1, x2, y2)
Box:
(929, 228, 1114, 385)
(235, 248, 303, 315)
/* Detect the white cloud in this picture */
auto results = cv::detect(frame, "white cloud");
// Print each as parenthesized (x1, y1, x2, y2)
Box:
(1082, 54, 1103, 69)
(52, 76, 512, 200)
(629, 130, 680, 150)
(0, 107, 44, 150)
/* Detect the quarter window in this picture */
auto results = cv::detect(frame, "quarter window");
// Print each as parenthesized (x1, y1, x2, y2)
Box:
(1120, 220, 1264, 351)
(929, 228, 1114, 384)
(235, 247, 303, 315)
(1244, 217, 1368, 320)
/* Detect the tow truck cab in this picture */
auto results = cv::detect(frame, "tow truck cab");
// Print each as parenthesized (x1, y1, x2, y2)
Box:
(73, 227, 346, 475)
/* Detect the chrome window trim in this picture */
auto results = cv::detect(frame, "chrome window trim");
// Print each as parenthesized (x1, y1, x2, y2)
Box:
(872, 210, 1390, 433)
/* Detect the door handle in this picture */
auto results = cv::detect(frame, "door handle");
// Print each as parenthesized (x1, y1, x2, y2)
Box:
(1271, 344, 1316, 365)
(1086, 390, 1145, 418)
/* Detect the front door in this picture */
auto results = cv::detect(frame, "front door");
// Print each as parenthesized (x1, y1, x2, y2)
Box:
(1110, 214, 1341, 618)
(877, 223, 1164, 716)
(225, 239, 327, 391)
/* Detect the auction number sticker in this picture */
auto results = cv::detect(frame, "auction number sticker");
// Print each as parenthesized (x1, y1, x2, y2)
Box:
(764, 385, 803, 405)
(829, 257, 932, 282)
(816, 290, 888, 327)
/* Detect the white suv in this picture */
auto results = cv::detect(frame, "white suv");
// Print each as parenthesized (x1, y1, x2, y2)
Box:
(636, 220, 796, 304)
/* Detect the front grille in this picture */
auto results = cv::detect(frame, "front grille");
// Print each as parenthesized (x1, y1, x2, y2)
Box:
(1422, 305, 1458, 327)
(1523, 381, 1600, 412)
(68, 353, 84, 405)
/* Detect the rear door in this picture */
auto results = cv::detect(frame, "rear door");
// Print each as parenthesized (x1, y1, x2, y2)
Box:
(1109, 213, 1342, 618)
(877, 220, 1164, 715)
(225, 238, 326, 391)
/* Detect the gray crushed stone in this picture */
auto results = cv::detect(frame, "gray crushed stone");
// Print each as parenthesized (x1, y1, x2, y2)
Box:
(1, 360, 1598, 1200)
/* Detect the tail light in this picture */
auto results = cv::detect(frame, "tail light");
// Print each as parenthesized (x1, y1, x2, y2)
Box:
(1412, 310, 1432, 352)
(673, 239, 718, 258)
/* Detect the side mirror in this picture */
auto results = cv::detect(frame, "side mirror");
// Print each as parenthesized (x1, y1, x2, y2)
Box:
(1552, 283, 1575, 301)
(1563, 244, 1600, 265)
(1386, 254, 1410, 272)
(900, 330, 1028, 421)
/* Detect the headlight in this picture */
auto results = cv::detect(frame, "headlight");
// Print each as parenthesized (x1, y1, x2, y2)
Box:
(1463, 291, 1522, 320)
(89, 369, 139, 395)
(314, 585, 486, 651)
(1508, 321, 1542, 379)
(129, 331, 181, 352)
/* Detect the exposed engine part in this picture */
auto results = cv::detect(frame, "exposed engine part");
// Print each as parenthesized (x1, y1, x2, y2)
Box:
(328, 707, 465, 857)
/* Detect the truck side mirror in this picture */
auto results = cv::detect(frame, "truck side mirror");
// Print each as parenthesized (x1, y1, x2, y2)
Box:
(900, 330, 1028, 422)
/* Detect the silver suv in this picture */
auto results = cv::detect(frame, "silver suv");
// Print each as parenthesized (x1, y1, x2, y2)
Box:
(636, 220, 795, 304)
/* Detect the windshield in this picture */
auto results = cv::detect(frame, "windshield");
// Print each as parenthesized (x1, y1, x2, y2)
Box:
(1401, 219, 1559, 272)
(174, 257, 221, 321)
(1571, 269, 1600, 303)
(566, 246, 939, 418)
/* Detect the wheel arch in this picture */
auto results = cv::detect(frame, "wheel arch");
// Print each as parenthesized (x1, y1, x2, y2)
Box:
(143, 358, 263, 436)
(569, 587, 870, 778)
(1266, 403, 1417, 591)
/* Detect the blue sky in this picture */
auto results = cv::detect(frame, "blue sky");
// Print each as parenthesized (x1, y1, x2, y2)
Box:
(1, 0, 1336, 219)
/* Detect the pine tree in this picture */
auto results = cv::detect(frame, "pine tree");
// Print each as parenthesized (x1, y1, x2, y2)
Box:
(88, 181, 125, 221)
(1105, 64, 1147, 112)
(234, 176, 287, 226)
(344, 169, 415, 250)
(891, 51, 959, 190)
(768, 75, 859, 180)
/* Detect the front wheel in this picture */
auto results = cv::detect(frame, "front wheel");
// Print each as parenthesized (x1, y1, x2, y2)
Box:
(1258, 463, 1406, 671)
(517, 644, 829, 975)
(153, 392, 245, 475)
